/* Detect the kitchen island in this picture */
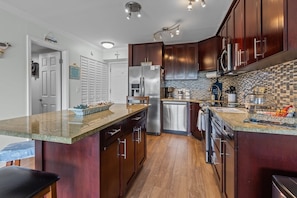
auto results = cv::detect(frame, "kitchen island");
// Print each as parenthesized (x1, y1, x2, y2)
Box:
(0, 104, 149, 198)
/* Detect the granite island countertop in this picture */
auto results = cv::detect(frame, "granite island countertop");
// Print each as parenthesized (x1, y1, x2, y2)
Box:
(0, 104, 149, 144)
(209, 107, 297, 136)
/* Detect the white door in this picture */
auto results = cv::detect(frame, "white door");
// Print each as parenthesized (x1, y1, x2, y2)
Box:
(110, 62, 128, 104)
(39, 52, 61, 113)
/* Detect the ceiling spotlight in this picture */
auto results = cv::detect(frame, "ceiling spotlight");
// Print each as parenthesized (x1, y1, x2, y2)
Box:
(101, 41, 114, 49)
(187, 1, 193, 11)
(127, 12, 131, 20)
(153, 24, 180, 41)
(201, 0, 206, 7)
(137, 12, 141, 18)
(176, 26, 180, 35)
(125, 1, 142, 20)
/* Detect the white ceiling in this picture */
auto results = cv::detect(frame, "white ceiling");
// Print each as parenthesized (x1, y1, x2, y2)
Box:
(0, 0, 233, 49)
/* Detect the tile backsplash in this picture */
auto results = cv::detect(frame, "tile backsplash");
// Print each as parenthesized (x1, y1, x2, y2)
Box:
(165, 59, 297, 109)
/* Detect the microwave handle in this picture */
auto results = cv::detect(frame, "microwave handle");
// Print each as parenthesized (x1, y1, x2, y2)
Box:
(220, 49, 228, 72)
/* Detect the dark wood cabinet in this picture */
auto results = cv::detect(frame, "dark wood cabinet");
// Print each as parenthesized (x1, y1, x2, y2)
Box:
(128, 42, 163, 66)
(233, 0, 246, 69)
(120, 132, 135, 196)
(100, 110, 147, 198)
(189, 103, 202, 140)
(236, 131, 297, 198)
(101, 138, 121, 198)
(198, 36, 221, 71)
(164, 43, 199, 80)
(245, 0, 284, 65)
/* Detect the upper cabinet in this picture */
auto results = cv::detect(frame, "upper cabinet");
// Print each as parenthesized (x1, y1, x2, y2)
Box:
(128, 42, 164, 66)
(164, 43, 199, 80)
(217, 0, 290, 71)
(245, 0, 284, 65)
(198, 36, 221, 71)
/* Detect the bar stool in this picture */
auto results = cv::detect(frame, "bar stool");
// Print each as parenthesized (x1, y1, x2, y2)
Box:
(0, 140, 35, 166)
(0, 166, 59, 198)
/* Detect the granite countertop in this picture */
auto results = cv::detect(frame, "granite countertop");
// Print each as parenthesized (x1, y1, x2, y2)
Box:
(0, 104, 149, 144)
(209, 107, 297, 136)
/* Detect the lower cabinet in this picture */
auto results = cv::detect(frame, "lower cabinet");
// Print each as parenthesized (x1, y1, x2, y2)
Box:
(100, 110, 147, 198)
(189, 102, 202, 140)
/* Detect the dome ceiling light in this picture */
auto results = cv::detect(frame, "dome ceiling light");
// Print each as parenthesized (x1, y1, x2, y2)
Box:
(125, 1, 142, 20)
(101, 41, 114, 49)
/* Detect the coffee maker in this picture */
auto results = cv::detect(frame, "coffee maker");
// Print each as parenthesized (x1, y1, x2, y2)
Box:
(211, 79, 222, 101)
(165, 87, 174, 98)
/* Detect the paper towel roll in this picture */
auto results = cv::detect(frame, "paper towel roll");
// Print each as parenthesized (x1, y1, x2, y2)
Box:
(206, 71, 220, 78)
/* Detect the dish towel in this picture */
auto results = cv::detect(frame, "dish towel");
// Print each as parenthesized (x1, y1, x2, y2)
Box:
(197, 110, 206, 131)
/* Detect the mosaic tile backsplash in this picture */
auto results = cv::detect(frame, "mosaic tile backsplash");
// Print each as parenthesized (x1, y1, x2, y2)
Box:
(165, 59, 297, 109)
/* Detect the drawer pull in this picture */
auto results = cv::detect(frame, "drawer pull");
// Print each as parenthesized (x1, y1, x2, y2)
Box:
(107, 128, 121, 136)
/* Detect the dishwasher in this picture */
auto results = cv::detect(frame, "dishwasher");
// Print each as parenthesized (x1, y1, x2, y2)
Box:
(162, 101, 188, 134)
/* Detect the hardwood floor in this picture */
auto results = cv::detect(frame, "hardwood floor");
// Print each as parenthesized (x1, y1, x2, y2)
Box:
(21, 133, 220, 198)
(126, 133, 221, 198)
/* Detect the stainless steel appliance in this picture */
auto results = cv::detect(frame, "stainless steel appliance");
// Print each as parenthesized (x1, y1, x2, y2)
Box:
(272, 175, 297, 198)
(128, 65, 165, 135)
(162, 101, 188, 134)
(219, 42, 232, 73)
(199, 105, 211, 163)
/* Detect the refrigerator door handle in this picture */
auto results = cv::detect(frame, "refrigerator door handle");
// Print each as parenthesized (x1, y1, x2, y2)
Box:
(140, 77, 144, 96)
(142, 77, 145, 96)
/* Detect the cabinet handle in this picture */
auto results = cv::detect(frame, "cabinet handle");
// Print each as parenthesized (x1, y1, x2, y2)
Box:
(254, 38, 267, 59)
(138, 126, 142, 144)
(133, 126, 141, 143)
(119, 138, 127, 159)
(131, 116, 142, 121)
(107, 128, 121, 136)
(220, 139, 226, 156)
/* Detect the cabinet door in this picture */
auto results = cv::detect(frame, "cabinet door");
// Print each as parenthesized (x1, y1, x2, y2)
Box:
(100, 140, 120, 198)
(174, 44, 186, 80)
(224, 140, 235, 198)
(185, 43, 199, 79)
(164, 46, 174, 80)
(233, 0, 246, 69)
(146, 42, 163, 66)
(132, 44, 147, 66)
(134, 120, 146, 170)
(120, 132, 135, 195)
(190, 103, 202, 140)
(245, 0, 261, 65)
(198, 37, 221, 71)
(262, 0, 284, 58)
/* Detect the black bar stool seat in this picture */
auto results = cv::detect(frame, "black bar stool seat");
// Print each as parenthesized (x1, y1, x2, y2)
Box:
(0, 166, 59, 198)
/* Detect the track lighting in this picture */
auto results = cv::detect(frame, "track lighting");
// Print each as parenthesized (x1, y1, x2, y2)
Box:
(153, 24, 180, 41)
(187, 0, 206, 11)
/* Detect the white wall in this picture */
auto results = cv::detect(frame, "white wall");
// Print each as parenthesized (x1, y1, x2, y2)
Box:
(0, 6, 107, 151)
(0, 7, 104, 120)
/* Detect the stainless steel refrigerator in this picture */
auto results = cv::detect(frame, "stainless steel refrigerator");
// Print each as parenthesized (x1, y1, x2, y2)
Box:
(128, 65, 165, 135)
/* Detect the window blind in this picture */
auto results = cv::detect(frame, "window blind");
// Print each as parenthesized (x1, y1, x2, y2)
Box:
(80, 56, 109, 104)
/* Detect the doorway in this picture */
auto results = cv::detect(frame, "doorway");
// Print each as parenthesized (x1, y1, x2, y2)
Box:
(109, 61, 128, 104)
(26, 35, 69, 115)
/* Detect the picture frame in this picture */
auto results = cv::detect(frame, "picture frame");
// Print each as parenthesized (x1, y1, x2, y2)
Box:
(69, 65, 80, 80)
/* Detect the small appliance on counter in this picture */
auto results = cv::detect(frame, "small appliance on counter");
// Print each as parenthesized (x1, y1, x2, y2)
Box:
(210, 79, 222, 104)
(183, 89, 191, 99)
(165, 87, 174, 98)
(177, 89, 183, 99)
(225, 86, 237, 106)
